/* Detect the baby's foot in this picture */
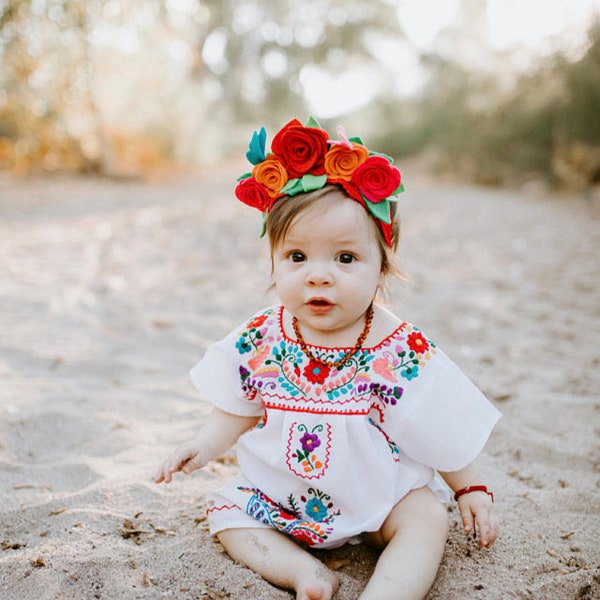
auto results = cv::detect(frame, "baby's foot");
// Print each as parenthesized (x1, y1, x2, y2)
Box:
(296, 567, 339, 600)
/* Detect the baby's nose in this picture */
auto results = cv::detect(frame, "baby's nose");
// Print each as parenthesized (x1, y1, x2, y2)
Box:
(305, 264, 333, 286)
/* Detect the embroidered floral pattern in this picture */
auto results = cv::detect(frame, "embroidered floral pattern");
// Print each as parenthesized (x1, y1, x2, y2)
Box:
(369, 382, 404, 406)
(235, 311, 272, 354)
(239, 486, 340, 546)
(407, 331, 429, 354)
(235, 309, 436, 409)
(205, 308, 452, 546)
(303, 360, 331, 384)
(287, 422, 332, 479)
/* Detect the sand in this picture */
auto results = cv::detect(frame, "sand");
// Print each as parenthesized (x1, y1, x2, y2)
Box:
(1, 164, 598, 599)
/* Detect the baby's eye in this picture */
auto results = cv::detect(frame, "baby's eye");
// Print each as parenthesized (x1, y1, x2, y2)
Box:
(290, 251, 306, 263)
(338, 253, 356, 264)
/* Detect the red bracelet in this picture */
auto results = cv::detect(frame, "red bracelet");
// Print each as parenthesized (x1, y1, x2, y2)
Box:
(453, 485, 494, 503)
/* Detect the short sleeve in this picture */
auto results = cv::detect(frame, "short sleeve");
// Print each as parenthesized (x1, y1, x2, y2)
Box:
(189, 328, 265, 418)
(387, 346, 500, 472)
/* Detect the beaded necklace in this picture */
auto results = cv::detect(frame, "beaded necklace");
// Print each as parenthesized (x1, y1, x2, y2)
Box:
(291, 304, 374, 369)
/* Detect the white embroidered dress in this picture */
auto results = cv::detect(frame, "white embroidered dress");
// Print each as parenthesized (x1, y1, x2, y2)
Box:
(191, 306, 500, 549)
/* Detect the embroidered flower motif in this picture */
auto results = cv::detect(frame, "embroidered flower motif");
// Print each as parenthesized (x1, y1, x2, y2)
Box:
(372, 357, 397, 382)
(370, 382, 404, 405)
(305, 497, 328, 520)
(292, 530, 315, 546)
(300, 488, 337, 523)
(300, 432, 321, 452)
(248, 344, 270, 370)
(236, 337, 253, 354)
(247, 314, 269, 329)
(303, 360, 331, 384)
(401, 365, 419, 380)
(287, 423, 331, 479)
(235, 311, 272, 356)
(238, 486, 340, 546)
(407, 331, 429, 354)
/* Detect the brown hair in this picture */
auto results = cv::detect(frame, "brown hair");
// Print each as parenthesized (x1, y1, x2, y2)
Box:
(265, 185, 400, 278)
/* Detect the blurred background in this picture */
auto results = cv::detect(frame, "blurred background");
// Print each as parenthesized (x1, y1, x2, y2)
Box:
(1, 0, 599, 191)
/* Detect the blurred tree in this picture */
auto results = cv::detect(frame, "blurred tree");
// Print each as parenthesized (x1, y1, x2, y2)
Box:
(2, 0, 597, 188)
(382, 9, 600, 190)
(186, 0, 409, 155)
(0, 0, 106, 171)
(0, 0, 407, 174)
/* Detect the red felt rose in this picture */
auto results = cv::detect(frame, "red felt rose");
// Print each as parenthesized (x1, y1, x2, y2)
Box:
(351, 155, 401, 203)
(271, 119, 329, 179)
(235, 177, 271, 211)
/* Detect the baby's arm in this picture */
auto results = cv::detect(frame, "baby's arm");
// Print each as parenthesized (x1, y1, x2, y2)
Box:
(439, 461, 499, 549)
(154, 407, 260, 484)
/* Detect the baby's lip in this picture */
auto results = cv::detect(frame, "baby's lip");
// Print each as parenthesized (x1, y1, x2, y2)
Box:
(306, 298, 335, 314)
(306, 297, 334, 307)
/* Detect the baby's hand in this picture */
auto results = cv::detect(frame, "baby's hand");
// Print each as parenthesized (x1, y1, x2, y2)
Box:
(154, 440, 206, 484)
(457, 491, 499, 548)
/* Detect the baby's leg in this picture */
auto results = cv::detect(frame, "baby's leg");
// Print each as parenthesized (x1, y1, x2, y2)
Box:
(360, 487, 449, 600)
(217, 527, 339, 600)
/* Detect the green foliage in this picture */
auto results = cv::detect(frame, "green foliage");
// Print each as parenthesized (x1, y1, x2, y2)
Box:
(394, 19, 600, 189)
(555, 21, 600, 145)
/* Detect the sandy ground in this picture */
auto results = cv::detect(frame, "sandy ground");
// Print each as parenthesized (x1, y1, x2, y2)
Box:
(0, 163, 598, 599)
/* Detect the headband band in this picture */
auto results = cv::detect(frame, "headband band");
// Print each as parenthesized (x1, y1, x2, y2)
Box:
(235, 116, 405, 247)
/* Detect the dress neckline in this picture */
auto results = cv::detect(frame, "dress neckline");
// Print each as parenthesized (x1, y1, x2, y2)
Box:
(276, 305, 408, 353)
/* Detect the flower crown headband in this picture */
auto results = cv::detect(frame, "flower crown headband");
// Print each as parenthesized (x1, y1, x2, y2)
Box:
(235, 116, 405, 247)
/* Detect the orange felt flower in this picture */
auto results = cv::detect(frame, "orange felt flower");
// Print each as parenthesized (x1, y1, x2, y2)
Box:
(324, 143, 369, 181)
(252, 154, 289, 196)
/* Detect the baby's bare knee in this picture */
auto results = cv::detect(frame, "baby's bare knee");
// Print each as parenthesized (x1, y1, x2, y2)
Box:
(429, 495, 450, 540)
(382, 488, 448, 543)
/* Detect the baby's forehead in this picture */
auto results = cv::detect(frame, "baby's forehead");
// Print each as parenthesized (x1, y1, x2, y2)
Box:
(284, 199, 379, 244)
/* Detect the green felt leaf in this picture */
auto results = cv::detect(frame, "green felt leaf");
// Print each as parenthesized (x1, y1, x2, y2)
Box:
(305, 115, 321, 128)
(301, 174, 327, 192)
(368, 150, 394, 162)
(363, 196, 391, 224)
(259, 210, 268, 238)
(281, 178, 304, 196)
(349, 136, 364, 145)
(237, 172, 252, 181)
(393, 181, 406, 195)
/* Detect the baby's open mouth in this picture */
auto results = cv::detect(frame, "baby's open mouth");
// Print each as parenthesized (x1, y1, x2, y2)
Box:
(307, 298, 333, 307)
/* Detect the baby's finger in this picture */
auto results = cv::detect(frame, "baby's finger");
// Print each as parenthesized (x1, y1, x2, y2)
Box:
(458, 503, 475, 536)
(154, 464, 171, 483)
(155, 458, 179, 483)
(475, 512, 492, 547)
(485, 512, 499, 547)
(154, 464, 168, 483)
(181, 455, 198, 474)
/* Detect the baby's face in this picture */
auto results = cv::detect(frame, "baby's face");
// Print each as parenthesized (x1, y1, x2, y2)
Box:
(272, 195, 384, 345)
